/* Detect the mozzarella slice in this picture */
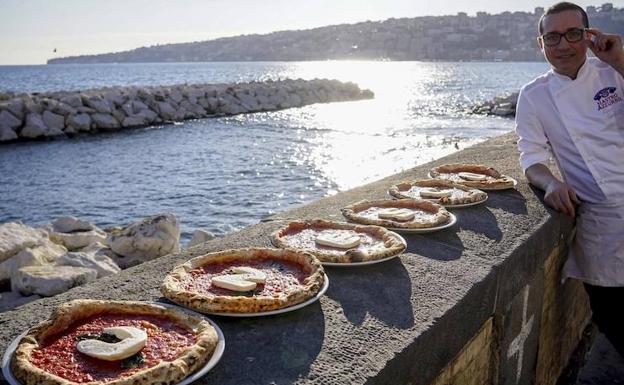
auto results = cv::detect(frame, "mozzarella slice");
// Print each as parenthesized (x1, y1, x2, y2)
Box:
(418, 187, 452, 199)
(212, 274, 257, 291)
(315, 232, 361, 249)
(377, 208, 415, 222)
(232, 266, 267, 283)
(458, 172, 487, 181)
(77, 326, 147, 361)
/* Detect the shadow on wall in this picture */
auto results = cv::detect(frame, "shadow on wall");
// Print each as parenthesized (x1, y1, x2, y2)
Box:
(198, 301, 326, 384)
(324, 259, 415, 329)
(405, 232, 463, 261)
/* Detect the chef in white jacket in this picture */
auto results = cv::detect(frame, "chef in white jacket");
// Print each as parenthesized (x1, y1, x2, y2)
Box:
(515, 2, 624, 356)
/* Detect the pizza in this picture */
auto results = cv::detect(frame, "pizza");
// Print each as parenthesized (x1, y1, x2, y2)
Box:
(271, 219, 406, 264)
(429, 163, 515, 190)
(388, 179, 487, 206)
(161, 248, 325, 314)
(11, 300, 218, 385)
(341, 199, 451, 229)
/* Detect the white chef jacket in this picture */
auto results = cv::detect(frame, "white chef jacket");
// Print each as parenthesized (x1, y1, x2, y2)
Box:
(515, 57, 624, 286)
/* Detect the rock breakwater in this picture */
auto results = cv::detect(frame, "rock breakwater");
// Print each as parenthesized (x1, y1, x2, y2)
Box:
(0, 79, 374, 143)
(471, 91, 519, 117)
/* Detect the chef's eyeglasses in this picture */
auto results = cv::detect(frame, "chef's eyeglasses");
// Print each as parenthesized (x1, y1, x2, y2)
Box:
(540, 27, 587, 47)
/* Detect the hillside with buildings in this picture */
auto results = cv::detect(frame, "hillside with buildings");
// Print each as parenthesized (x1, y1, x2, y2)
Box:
(48, 3, 623, 64)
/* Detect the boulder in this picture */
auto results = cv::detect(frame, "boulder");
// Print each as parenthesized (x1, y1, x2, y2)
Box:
(23, 98, 44, 114)
(0, 222, 47, 263)
(179, 100, 206, 117)
(80, 242, 135, 270)
(187, 229, 216, 248)
(13, 265, 98, 296)
(157, 102, 177, 120)
(76, 106, 96, 114)
(0, 125, 17, 141)
(121, 102, 134, 116)
(122, 115, 146, 127)
(103, 90, 124, 107)
(0, 238, 67, 281)
(0, 110, 21, 130)
(59, 94, 83, 108)
(49, 228, 107, 251)
(135, 109, 158, 123)
(85, 97, 112, 114)
(66, 113, 92, 132)
(56, 246, 120, 278)
(492, 103, 515, 116)
(220, 102, 247, 115)
(52, 102, 77, 117)
(131, 100, 149, 113)
(20, 113, 48, 138)
(169, 90, 184, 104)
(51, 216, 95, 233)
(0, 291, 41, 313)
(7, 98, 25, 120)
(42, 110, 65, 131)
(107, 213, 180, 262)
(91, 113, 120, 130)
(112, 108, 126, 123)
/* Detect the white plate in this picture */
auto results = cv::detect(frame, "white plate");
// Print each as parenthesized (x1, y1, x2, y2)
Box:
(442, 195, 488, 209)
(202, 274, 329, 317)
(1, 306, 225, 385)
(427, 172, 518, 191)
(322, 243, 405, 267)
(386, 212, 457, 234)
(478, 177, 518, 191)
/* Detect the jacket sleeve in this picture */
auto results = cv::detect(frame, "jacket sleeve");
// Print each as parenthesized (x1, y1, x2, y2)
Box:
(515, 88, 552, 172)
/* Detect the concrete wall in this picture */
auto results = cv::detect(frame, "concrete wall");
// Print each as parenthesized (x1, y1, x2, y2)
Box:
(0, 132, 590, 384)
(0, 79, 373, 143)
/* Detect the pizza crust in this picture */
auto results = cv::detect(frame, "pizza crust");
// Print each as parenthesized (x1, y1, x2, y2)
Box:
(341, 199, 451, 228)
(389, 179, 487, 205)
(429, 163, 515, 190)
(161, 248, 325, 314)
(11, 300, 218, 385)
(271, 219, 407, 263)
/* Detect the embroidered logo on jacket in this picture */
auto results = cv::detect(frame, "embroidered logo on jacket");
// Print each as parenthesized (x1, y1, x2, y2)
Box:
(594, 87, 622, 111)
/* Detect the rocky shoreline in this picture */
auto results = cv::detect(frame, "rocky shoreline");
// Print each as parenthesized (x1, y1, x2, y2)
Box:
(0, 214, 212, 311)
(0, 79, 374, 143)
(470, 91, 519, 117)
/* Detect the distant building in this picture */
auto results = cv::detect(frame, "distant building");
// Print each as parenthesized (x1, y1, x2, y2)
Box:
(600, 3, 613, 12)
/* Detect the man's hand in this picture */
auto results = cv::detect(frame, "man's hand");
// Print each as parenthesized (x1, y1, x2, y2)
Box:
(544, 179, 581, 217)
(525, 163, 581, 217)
(586, 28, 624, 75)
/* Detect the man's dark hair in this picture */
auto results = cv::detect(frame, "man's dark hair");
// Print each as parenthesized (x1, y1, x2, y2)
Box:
(538, 2, 589, 34)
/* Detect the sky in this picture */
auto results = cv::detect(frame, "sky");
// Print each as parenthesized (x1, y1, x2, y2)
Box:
(1, 0, 623, 65)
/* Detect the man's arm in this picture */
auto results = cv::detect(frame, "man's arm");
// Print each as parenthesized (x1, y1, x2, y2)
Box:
(586, 28, 624, 78)
(515, 88, 580, 217)
(525, 163, 580, 217)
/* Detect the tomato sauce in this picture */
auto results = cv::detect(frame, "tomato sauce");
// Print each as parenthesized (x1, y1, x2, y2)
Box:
(183, 258, 308, 297)
(30, 314, 196, 383)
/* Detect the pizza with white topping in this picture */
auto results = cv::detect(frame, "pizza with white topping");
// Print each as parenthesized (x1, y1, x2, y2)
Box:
(11, 300, 218, 385)
(341, 199, 451, 229)
(161, 248, 325, 314)
(271, 219, 406, 264)
(389, 179, 487, 206)
(429, 164, 516, 190)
